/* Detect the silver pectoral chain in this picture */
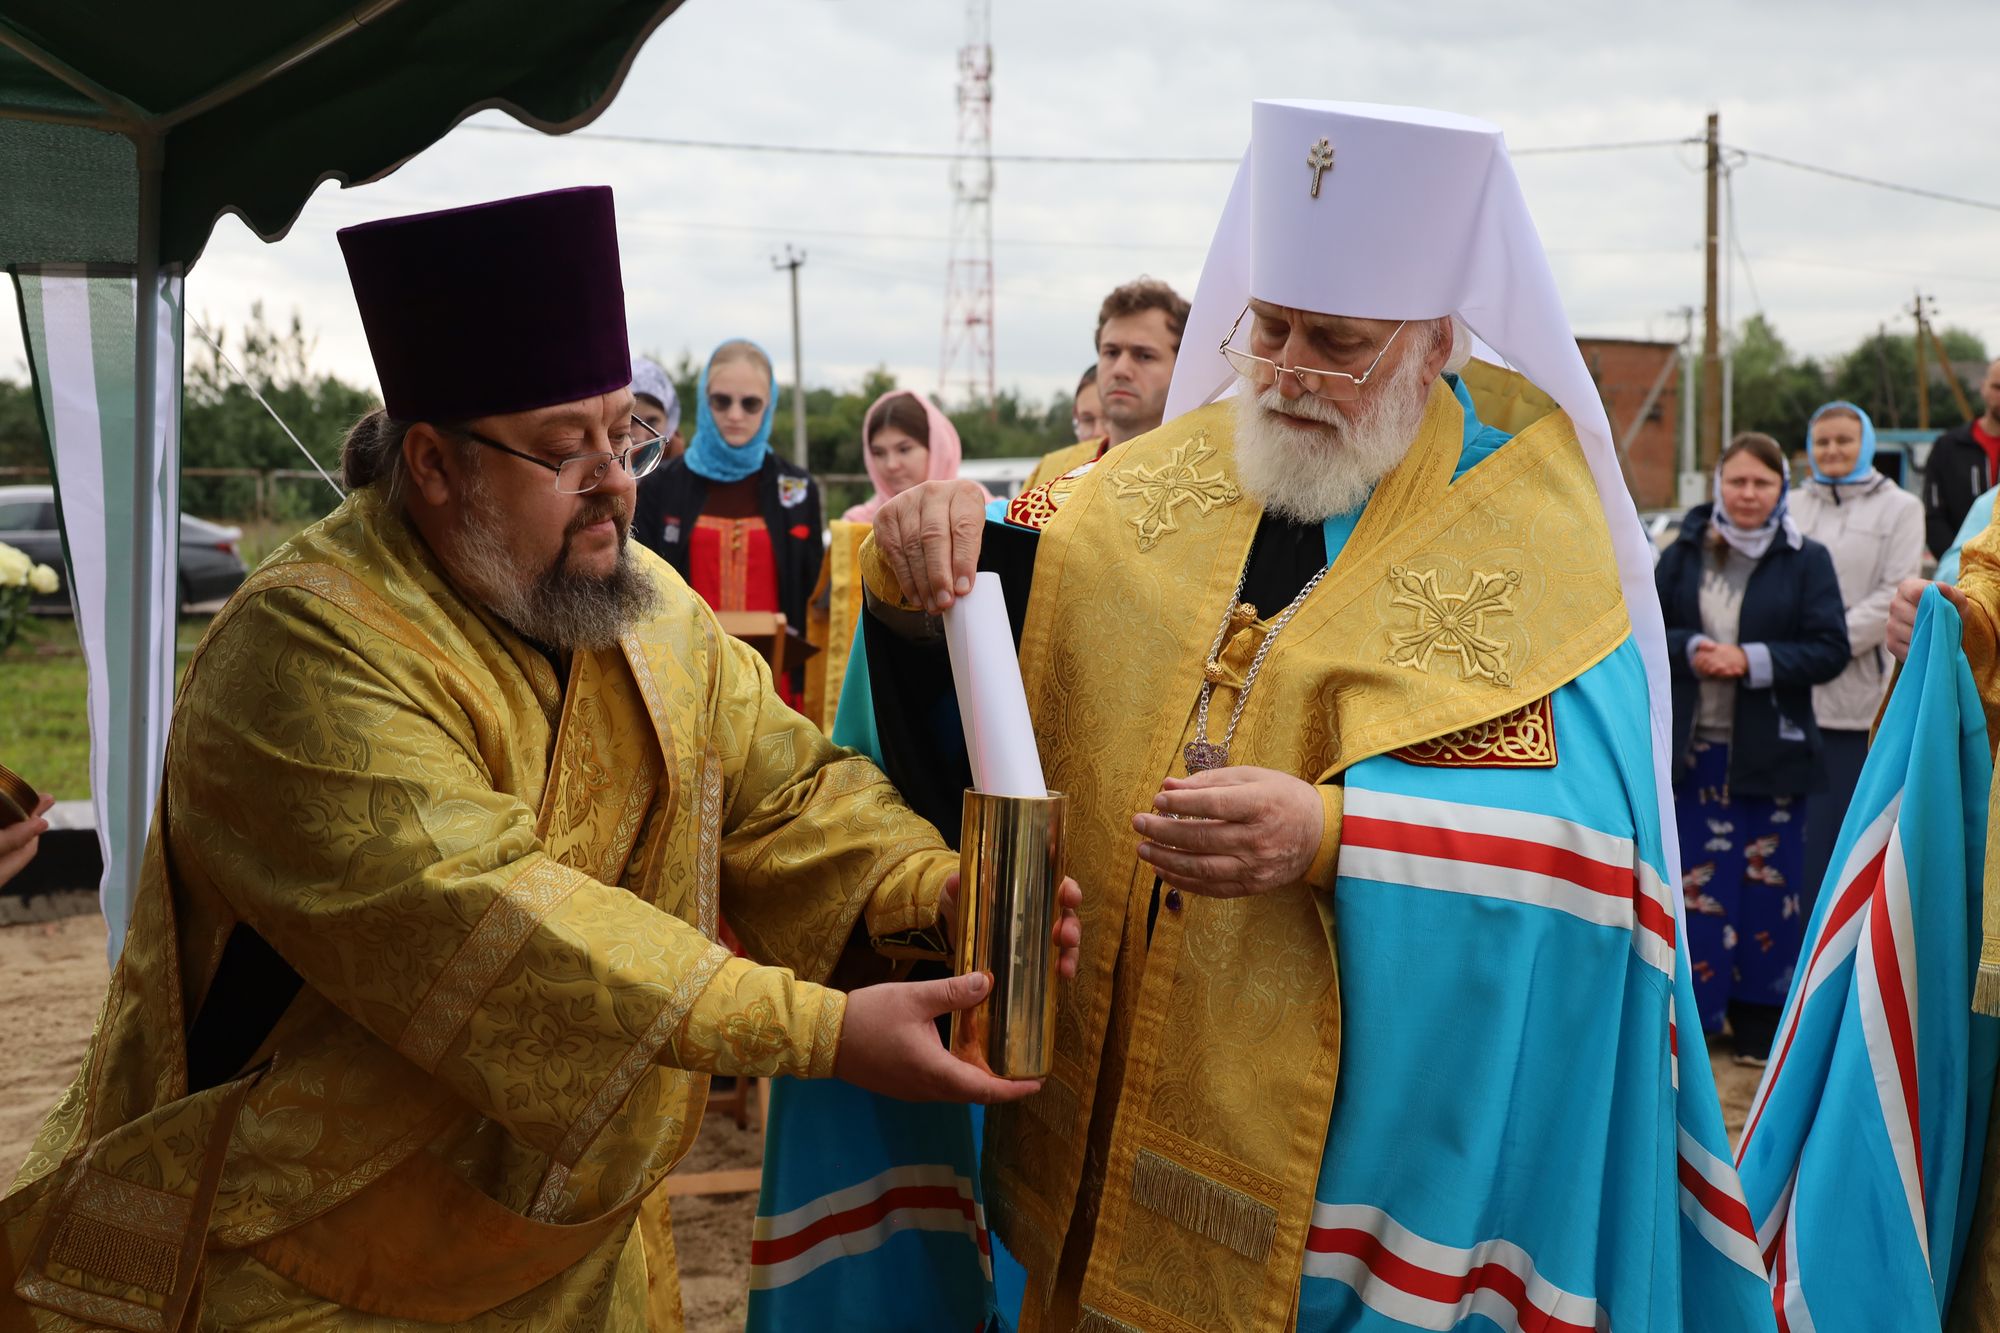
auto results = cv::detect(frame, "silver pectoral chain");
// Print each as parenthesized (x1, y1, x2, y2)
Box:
(1183, 563, 1330, 773)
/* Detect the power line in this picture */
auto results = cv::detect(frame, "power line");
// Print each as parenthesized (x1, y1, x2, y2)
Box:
(469, 120, 2000, 221)
(1733, 146, 2000, 215)
(1722, 159, 1764, 315)
(464, 122, 1687, 165)
(466, 123, 1232, 164)
(1738, 251, 2000, 287)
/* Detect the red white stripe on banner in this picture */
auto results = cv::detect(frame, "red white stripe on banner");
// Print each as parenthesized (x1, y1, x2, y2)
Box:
(1769, 1183, 1819, 1333)
(1669, 1004, 1680, 1091)
(1301, 1202, 1602, 1333)
(1737, 797, 1903, 1169)
(1676, 1126, 1765, 1277)
(1341, 789, 1676, 979)
(1855, 821, 1927, 1273)
(748, 1164, 990, 1290)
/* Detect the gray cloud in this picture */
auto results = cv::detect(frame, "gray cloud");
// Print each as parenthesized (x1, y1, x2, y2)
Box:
(6, 0, 1997, 420)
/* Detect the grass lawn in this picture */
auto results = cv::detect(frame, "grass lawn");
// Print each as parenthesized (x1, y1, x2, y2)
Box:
(0, 517, 306, 802)
(0, 614, 209, 801)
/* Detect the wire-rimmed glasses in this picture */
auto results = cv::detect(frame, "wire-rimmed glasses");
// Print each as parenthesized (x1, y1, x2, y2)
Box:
(1218, 304, 1408, 403)
(455, 415, 666, 495)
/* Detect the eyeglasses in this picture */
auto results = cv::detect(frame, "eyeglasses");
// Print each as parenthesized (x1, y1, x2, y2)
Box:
(709, 392, 766, 417)
(1073, 414, 1103, 439)
(454, 415, 666, 495)
(1218, 304, 1407, 403)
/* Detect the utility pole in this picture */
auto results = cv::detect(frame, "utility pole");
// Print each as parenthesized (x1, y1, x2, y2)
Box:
(1925, 303, 1977, 422)
(1911, 290, 1931, 431)
(1699, 112, 1723, 471)
(773, 246, 808, 468)
(1674, 305, 1700, 505)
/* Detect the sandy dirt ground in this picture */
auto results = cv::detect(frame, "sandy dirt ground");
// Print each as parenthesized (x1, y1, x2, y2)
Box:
(0, 914, 763, 1332)
(0, 913, 1767, 1330)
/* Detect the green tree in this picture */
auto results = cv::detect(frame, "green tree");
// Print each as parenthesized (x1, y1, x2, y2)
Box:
(0, 378, 45, 472)
(1829, 326, 1986, 432)
(1829, 330, 1917, 430)
(1939, 326, 1988, 366)
(1728, 314, 1830, 446)
(182, 304, 378, 521)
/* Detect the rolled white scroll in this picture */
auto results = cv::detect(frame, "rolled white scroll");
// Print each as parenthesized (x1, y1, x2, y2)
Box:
(942, 572, 1047, 798)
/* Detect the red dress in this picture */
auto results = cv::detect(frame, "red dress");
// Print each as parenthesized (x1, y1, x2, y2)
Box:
(687, 511, 799, 714)
(688, 514, 780, 616)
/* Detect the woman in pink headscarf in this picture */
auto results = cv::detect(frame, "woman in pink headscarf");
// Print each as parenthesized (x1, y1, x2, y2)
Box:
(842, 390, 990, 522)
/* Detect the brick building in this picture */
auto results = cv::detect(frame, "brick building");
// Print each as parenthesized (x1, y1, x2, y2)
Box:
(1576, 337, 1683, 511)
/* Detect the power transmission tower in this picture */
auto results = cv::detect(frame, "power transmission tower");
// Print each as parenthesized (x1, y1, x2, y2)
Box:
(938, 0, 995, 414)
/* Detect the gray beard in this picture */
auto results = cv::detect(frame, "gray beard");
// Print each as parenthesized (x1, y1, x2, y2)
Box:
(448, 468, 660, 651)
(1230, 351, 1434, 524)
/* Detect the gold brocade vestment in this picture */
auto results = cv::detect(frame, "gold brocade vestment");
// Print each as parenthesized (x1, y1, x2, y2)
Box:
(1025, 437, 1108, 492)
(866, 380, 1629, 1330)
(1940, 516, 2000, 1332)
(0, 488, 954, 1331)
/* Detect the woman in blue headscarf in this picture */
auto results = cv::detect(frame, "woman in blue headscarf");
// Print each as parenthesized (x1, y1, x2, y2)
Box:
(635, 338, 824, 702)
(1789, 399, 1925, 908)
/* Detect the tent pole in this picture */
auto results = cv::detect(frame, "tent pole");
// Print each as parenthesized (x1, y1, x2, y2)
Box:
(118, 131, 165, 949)
(0, 22, 147, 125)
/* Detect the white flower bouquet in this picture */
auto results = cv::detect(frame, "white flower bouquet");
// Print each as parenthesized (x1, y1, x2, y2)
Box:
(0, 540, 59, 651)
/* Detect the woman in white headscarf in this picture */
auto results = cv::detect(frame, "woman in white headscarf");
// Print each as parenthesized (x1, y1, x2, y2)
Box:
(629, 354, 684, 465)
(1655, 430, 1849, 1063)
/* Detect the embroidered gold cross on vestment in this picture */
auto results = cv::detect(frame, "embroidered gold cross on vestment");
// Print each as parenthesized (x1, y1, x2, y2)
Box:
(1111, 431, 1241, 551)
(1384, 565, 1522, 685)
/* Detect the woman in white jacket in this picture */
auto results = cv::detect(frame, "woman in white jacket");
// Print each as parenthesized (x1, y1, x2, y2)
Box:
(1791, 399, 1924, 906)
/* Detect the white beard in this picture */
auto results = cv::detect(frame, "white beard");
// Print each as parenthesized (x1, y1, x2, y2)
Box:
(1230, 349, 1435, 524)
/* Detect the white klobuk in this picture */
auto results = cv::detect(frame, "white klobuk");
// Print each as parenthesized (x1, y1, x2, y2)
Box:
(1164, 98, 1685, 904)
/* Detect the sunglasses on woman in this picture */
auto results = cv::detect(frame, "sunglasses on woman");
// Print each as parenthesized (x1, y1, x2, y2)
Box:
(709, 392, 766, 416)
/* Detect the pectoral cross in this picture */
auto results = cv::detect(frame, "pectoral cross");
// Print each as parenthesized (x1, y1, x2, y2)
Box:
(1307, 138, 1335, 198)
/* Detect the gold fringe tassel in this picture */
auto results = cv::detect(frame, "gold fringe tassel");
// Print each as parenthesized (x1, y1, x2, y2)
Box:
(1078, 1309, 1148, 1333)
(1129, 1150, 1277, 1261)
(1982, 794, 2000, 1016)
(1022, 1075, 1080, 1137)
(1976, 951, 2000, 1018)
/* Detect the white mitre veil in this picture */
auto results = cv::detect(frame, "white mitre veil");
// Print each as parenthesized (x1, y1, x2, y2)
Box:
(1164, 98, 1682, 893)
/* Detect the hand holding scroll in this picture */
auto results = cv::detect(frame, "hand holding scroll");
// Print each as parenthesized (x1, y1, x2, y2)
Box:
(871, 479, 991, 614)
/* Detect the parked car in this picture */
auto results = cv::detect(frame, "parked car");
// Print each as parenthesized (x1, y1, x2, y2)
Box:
(0, 484, 249, 611)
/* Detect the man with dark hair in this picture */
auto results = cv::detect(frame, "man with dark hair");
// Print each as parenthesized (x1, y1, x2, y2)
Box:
(1025, 277, 1188, 488)
(1921, 356, 2000, 558)
(0, 187, 1076, 1332)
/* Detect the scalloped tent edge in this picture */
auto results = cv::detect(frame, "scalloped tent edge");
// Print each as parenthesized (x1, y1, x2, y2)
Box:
(0, 0, 684, 956)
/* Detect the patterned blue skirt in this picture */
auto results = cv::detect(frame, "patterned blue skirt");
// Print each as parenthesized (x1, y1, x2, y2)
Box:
(1674, 739, 1808, 1032)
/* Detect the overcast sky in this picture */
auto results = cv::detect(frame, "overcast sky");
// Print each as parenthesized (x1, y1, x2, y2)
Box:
(6, 0, 1999, 418)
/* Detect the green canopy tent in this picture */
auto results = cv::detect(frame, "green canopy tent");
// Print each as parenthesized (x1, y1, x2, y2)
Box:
(0, 0, 682, 955)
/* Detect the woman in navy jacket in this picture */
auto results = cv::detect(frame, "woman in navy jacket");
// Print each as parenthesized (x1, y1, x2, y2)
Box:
(1655, 431, 1848, 1064)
